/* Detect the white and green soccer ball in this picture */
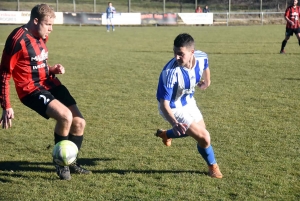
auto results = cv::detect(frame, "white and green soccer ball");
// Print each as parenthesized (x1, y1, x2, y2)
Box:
(52, 140, 78, 166)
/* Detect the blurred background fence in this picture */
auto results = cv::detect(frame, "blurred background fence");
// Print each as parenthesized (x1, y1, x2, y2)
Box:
(0, 0, 289, 13)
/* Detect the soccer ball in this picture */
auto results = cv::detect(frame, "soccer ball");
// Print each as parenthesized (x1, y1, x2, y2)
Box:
(52, 140, 78, 166)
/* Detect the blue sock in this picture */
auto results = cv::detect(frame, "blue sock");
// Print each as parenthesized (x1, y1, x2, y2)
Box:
(112, 25, 115, 29)
(106, 25, 109, 30)
(166, 129, 189, 138)
(197, 144, 217, 166)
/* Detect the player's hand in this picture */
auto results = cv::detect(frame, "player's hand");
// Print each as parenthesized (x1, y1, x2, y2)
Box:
(50, 64, 65, 74)
(172, 123, 187, 136)
(0, 108, 14, 129)
(198, 80, 208, 90)
(290, 21, 294, 26)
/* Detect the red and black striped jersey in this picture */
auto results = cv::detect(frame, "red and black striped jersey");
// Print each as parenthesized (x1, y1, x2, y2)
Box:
(285, 6, 300, 29)
(0, 26, 61, 109)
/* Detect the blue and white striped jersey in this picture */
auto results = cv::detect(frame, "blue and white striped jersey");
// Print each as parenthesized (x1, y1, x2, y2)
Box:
(156, 50, 209, 109)
(106, 6, 116, 19)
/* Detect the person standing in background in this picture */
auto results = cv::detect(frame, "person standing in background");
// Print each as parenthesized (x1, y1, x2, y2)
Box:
(106, 2, 116, 32)
(203, 5, 210, 13)
(280, 0, 300, 54)
(195, 6, 203, 13)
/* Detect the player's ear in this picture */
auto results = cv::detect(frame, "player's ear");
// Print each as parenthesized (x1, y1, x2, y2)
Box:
(33, 18, 39, 25)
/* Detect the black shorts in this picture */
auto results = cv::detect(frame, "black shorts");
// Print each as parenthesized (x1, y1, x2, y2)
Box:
(285, 27, 300, 36)
(21, 85, 76, 119)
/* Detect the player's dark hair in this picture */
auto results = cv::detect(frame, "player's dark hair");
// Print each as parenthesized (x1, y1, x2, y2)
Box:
(174, 33, 195, 48)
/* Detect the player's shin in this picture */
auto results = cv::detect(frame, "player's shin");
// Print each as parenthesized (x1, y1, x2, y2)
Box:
(54, 132, 69, 144)
(68, 133, 83, 150)
(197, 144, 217, 166)
(166, 129, 189, 138)
(281, 40, 287, 51)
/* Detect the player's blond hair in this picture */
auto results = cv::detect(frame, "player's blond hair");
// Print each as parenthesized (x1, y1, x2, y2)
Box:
(30, 4, 55, 21)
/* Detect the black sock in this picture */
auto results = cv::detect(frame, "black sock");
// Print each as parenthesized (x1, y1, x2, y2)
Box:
(298, 40, 300, 46)
(281, 40, 287, 51)
(54, 132, 69, 145)
(68, 133, 83, 151)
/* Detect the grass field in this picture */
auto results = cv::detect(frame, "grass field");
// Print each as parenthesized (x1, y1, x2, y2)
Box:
(0, 24, 299, 200)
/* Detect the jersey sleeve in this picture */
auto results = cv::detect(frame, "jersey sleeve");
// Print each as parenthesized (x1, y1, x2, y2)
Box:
(0, 51, 20, 109)
(156, 68, 177, 101)
(285, 7, 290, 18)
(203, 58, 209, 70)
(0, 32, 22, 109)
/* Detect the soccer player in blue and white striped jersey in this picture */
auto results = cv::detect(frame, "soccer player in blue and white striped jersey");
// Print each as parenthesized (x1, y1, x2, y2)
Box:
(155, 33, 222, 178)
(106, 2, 116, 32)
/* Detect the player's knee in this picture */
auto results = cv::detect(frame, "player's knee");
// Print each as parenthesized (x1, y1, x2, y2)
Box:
(58, 109, 73, 125)
(199, 130, 211, 146)
(191, 127, 211, 146)
(72, 117, 86, 133)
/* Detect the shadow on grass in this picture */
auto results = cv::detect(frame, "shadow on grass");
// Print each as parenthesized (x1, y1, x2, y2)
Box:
(282, 78, 300, 81)
(91, 169, 207, 175)
(0, 158, 208, 181)
(0, 172, 26, 183)
(0, 157, 112, 172)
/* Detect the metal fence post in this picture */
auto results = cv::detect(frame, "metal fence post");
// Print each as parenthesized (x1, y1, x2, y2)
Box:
(128, 0, 131, 13)
(227, 12, 229, 26)
(73, 0, 76, 12)
(94, 0, 96, 13)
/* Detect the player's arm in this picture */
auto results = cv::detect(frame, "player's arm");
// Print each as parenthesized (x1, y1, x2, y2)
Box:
(284, 8, 294, 25)
(285, 16, 294, 25)
(198, 67, 211, 90)
(0, 52, 16, 129)
(159, 99, 186, 136)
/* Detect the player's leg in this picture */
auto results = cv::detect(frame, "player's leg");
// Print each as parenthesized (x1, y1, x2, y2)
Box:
(68, 104, 85, 151)
(280, 28, 292, 53)
(155, 106, 189, 146)
(67, 104, 91, 174)
(185, 103, 222, 178)
(111, 18, 115, 31)
(52, 85, 91, 174)
(295, 28, 300, 46)
(46, 100, 72, 138)
(186, 121, 222, 178)
(49, 85, 91, 175)
(21, 90, 73, 180)
(106, 19, 110, 32)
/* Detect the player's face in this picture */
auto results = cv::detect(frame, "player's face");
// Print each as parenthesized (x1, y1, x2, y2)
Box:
(293, 0, 298, 6)
(173, 46, 194, 67)
(34, 16, 54, 39)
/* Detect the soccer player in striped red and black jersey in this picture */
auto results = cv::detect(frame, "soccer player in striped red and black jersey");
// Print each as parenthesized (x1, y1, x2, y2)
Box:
(0, 4, 91, 180)
(280, 0, 300, 53)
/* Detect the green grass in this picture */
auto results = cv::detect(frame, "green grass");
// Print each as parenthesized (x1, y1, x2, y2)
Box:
(0, 25, 299, 200)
